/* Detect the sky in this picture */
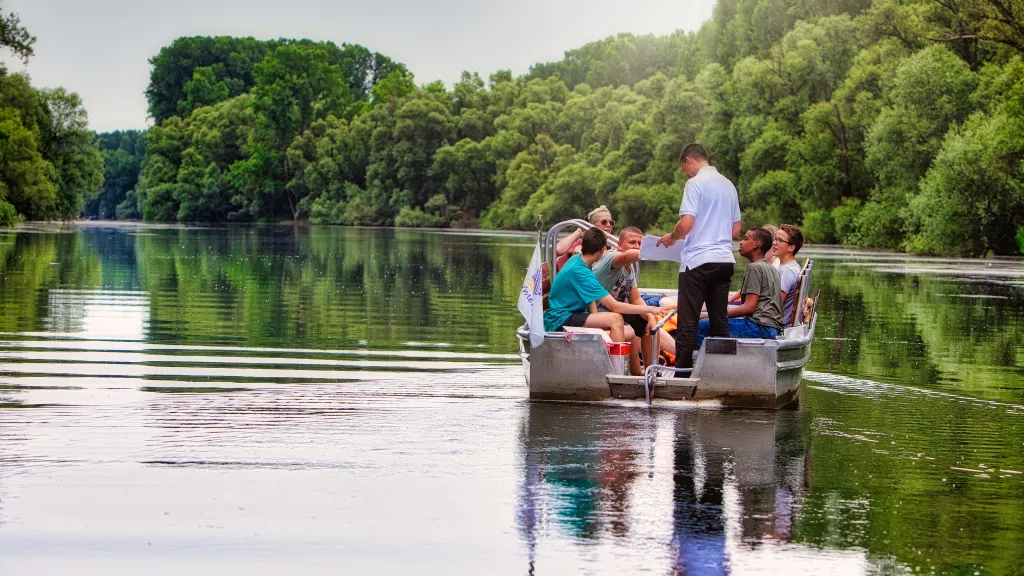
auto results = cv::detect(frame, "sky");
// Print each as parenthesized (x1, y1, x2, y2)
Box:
(1, 0, 714, 132)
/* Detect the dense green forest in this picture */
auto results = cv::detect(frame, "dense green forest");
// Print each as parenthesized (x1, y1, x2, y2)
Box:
(2, 0, 1024, 255)
(0, 4, 103, 226)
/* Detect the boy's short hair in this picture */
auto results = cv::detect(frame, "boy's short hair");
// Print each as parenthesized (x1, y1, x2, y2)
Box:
(781, 224, 804, 255)
(750, 227, 773, 256)
(581, 227, 608, 255)
(618, 226, 643, 240)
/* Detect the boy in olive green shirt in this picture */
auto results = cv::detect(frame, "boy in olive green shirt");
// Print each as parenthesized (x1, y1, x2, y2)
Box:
(695, 228, 783, 352)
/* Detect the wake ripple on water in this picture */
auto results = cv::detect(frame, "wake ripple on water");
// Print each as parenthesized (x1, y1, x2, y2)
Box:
(0, 335, 525, 412)
(801, 370, 1024, 485)
(803, 370, 1024, 413)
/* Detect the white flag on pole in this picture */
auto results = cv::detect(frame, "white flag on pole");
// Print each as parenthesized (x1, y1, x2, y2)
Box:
(518, 240, 546, 348)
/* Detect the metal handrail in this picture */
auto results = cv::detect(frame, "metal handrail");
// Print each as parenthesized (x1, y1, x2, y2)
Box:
(648, 306, 677, 377)
(643, 364, 692, 405)
(649, 307, 677, 334)
(543, 219, 592, 275)
(543, 219, 632, 281)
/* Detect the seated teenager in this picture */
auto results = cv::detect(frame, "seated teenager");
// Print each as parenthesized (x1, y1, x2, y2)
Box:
(722, 223, 780, 307)
(544, 227, 666, 348)
(591, 226, 675, 375)
(554, 205, 616, 268)
(695, 227, 783, 351)
(773, 224, 804, 327)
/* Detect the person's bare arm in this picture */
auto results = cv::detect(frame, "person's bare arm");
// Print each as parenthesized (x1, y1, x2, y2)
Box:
(555, 229, 581, 256)
(598, 295, 665, 317)
(628, 287, 644, 306)
(732, 220, 742, 240)
(657, 214, 695, 247)
(588, 301, 598, 314)
(611, 249, 641, 269)
(728, 293, 759, 318)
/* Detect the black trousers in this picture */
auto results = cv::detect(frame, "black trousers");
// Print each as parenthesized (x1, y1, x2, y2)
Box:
(674, 262, 734, 369)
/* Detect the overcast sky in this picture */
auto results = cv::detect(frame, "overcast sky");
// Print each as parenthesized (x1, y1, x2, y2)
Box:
(2, 0, 714, 132)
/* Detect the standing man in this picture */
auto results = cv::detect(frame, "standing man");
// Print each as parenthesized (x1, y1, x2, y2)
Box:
(656, 144, 742, 371)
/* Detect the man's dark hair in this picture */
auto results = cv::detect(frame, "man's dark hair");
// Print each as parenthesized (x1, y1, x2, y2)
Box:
(750, 227, 773, 256)
(781, 223, 804, 255)
(581, 227, 608, 255)
(679, 143, 708, 164)
(618, 226, 642, 239)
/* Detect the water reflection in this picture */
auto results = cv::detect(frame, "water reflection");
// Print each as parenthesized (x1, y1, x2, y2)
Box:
(43, 289, 149, 340)
(2, 224, 1024, 574)
(518, 405, 884, 574)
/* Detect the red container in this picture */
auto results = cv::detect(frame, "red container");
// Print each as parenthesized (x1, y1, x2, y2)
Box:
(607, 342, 631, 375)
(608, 342, 632, 356)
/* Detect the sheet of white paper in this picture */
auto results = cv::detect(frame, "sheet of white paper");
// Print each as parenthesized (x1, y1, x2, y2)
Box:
(639, 234, 682, 263)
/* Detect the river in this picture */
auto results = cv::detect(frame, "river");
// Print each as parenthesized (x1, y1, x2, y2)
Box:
(0, 223, 1022, 575)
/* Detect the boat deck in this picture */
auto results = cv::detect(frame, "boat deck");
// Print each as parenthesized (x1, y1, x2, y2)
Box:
(606, 375, 698, 400)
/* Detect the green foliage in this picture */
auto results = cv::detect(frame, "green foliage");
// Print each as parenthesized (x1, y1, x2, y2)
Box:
(802, 210, 835, 243)
(865, 46, 977, 195)
(85, 130, 145, 219)
(0, 198, 14, 225)
(830, 198, 860, 243)
(0, 105, 56, 219)
(39, 88, 104, 219)
(146, 36, 403, 123)
(117, 3, 1024, 253)
(906, 111, 1024, 255)
(0, 71, 103, 222)
(372, 69, 416, 107)
(744, 170, 801, 227)
(180, 66, 229, 116)
(394, 206, 443, 228)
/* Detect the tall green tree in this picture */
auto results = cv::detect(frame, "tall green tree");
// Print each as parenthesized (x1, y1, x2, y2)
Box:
(39, 88, 103, 219)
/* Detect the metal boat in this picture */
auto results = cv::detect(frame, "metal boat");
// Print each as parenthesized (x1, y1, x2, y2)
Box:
(516, 219, 818, 408)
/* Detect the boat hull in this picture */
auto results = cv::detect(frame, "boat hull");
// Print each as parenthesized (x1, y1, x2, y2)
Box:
(517, 317, 815, 409)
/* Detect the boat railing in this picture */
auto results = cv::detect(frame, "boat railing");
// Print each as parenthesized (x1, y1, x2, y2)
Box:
(544, 219, 630, 280)
(642, 364, 692, 404)
(648, 305, 676, 372)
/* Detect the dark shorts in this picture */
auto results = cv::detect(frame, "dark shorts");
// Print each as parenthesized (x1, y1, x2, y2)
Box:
(622, 313, 650, 338)
(560, 312, 590, 330)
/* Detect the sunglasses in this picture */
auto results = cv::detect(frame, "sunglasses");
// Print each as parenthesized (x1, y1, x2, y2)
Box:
(597, 218, 615, 227)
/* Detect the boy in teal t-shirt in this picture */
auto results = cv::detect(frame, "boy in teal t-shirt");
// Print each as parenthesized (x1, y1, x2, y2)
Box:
(544, 254, 610, 332)
(543, 228, 665, 347)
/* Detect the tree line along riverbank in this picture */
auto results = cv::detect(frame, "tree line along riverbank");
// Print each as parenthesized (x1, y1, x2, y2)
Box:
(1, 0, 1023, 256)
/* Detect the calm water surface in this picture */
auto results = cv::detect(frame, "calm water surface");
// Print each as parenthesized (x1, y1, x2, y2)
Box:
(0, 223, 1022, 575)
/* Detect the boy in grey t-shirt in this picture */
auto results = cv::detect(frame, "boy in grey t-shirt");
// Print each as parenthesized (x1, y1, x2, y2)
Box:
(695, 228, 783, 352)
(773, 224, 804, 327)
(591, 227, 651, 375)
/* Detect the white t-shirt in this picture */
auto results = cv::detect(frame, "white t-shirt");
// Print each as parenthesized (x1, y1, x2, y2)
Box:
(678, 166, 742, 272)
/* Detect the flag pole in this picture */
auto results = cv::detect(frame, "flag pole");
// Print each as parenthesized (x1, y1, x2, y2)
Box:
(536, 214, 543, 249)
